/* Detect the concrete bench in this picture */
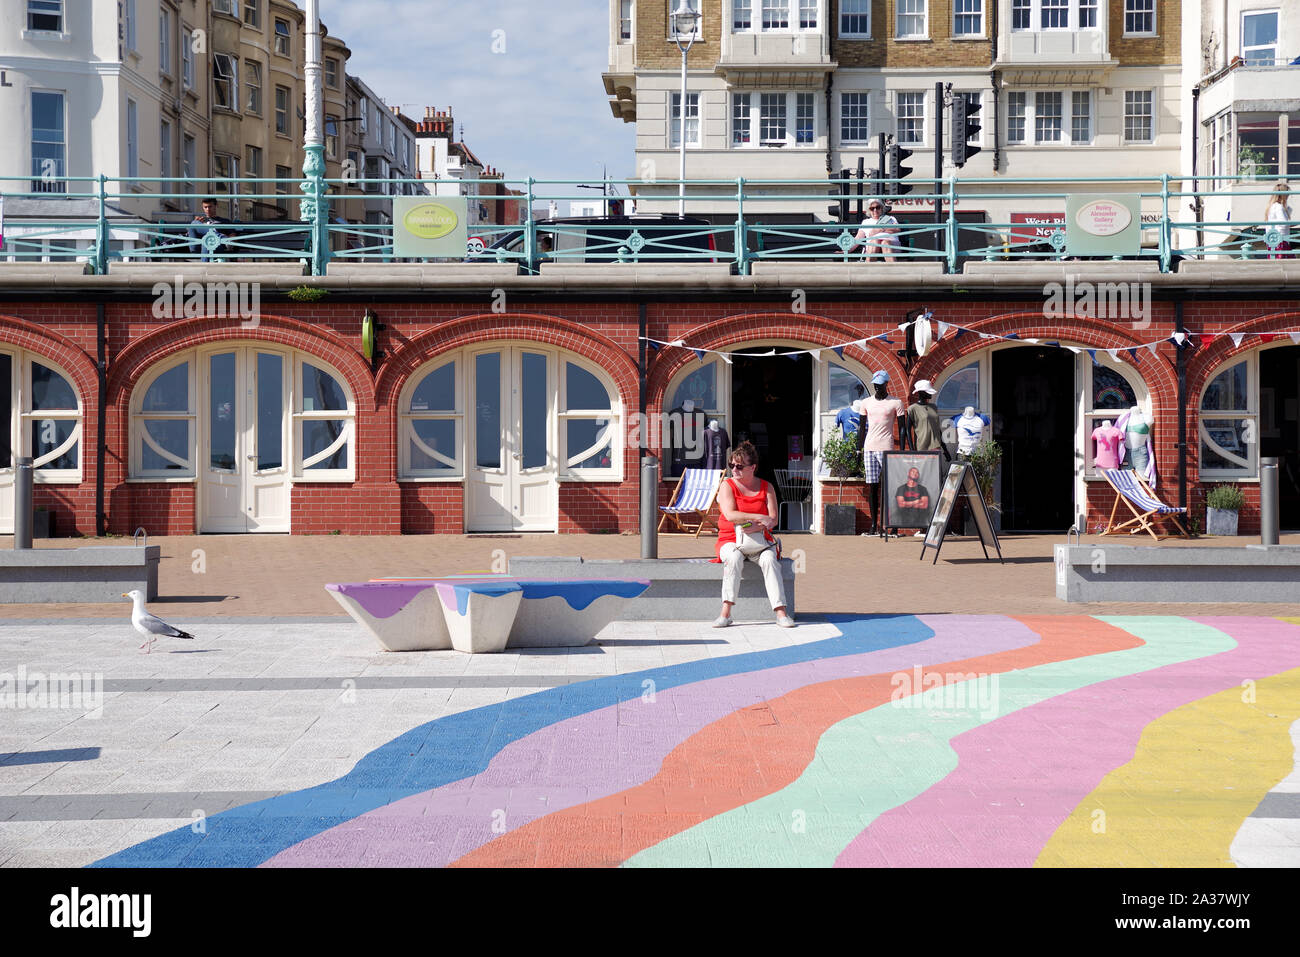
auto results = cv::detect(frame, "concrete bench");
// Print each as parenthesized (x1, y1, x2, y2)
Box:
(508, 555, 796, 621)
(0, 546, 160, 603)
(1054, 543, 1300, 602)
(325, 577, 651, 652)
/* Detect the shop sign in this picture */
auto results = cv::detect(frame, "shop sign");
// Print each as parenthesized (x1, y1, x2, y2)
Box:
(1009, 212, 1066, 245)
(393, 196, 468, 258)
(1066, 194, 1141, 257)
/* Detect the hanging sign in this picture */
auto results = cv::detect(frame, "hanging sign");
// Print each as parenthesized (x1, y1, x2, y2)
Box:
(1066, 194, 1141, 257)
(393, 196, 468, 258)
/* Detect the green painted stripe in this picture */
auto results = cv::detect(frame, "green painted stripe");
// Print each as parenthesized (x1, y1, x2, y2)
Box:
(626, 617, 1234, 868)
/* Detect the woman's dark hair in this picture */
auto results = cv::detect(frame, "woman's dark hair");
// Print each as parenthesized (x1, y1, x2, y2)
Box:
(731, 439, 759, 467)
(873, 383, 889, 400)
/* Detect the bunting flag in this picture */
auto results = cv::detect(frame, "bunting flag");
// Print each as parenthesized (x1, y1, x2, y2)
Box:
(808, 349, 822, 361)
(832, 346, 845, 359)
(1087, 349, 1099, 366)
(979, 332, 995, 340)
(718, 352, 733, 365)
(1145, 343, 1160, 355)
(693, 349, 706, 362)
(1043, 340, 1060, 348)
(1024, 338, 1040, 344)
(1291, 332, 1300, 344)
(786, 352, 802, 361)
(1065, 346, 1082, 354)
(1170, 333, 1186, 346)
(937, 322, 950, 339)
(1259, 333, 1278, 343)
(1107, 349, 1120, 362)
(1127, 348, 1139, 363)
(954, 329, 966, 340)
(1004, 333, 1020, 340)
(1229, 332, 1245, 348)
(879, 337, 894, 345)
(646, 340, 660, 353)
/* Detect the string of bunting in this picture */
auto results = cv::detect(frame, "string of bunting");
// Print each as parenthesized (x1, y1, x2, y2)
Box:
(642, 322, 1300, 367)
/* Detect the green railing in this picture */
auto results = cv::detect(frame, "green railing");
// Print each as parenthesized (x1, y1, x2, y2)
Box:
(0, 173, 1294, 276)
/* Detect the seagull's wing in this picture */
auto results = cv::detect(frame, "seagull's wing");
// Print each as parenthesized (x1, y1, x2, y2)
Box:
(135, 612, 195, 640)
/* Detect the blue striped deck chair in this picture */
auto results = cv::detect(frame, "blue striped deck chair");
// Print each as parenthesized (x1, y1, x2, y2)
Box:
(658, 468, 723, 537)
(1100, 468, 1190, 541)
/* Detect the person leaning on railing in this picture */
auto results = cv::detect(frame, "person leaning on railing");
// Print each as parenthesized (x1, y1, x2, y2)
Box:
(187, 198, 231, 262)
(852, 198, 900, 262)
(1266, 182, 1293, 259)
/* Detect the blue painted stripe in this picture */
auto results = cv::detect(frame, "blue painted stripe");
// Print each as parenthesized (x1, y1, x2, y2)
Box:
(90, 614, 932, 869)
(516, 580, 650, 611)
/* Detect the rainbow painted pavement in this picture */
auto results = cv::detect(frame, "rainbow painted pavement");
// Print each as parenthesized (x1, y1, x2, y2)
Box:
(92, 614, 1300, 868)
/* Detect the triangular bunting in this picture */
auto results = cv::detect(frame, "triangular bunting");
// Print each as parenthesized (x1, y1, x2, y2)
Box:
(1127, 348, 1138, 362)
(786, 352, 803, 361)
(1145, 343, 1159, 355)
(879, 337, 894, 345)
(693, 349, 706, 362)
(1229, 332, 1245, 348)
(1004, 333, 1020, 340)
(646, 340, 661, 353)
(1106, 349, 1120, 362)
(1087, 349, 1100, 366)
(937, 322, 949, 339)
(1065, 346, 1081, 354)
(832, 346, 845, 359)
(808, 349, 822, 361)
(979, 332, 995, 340)
(1171, 332, 1186, 346)
(1259, 333, 1279, 343)
(718, 352, 733, 365)
(1290, 332, 1300, 344)
(1024, 338, 1040, 344)
(953, 329, 966, 340)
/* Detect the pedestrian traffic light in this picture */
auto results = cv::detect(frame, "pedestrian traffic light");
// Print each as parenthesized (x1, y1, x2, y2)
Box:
(885, 144, 913, 195)
(828, 168, 851, 221)
(951, 95, 982, 168)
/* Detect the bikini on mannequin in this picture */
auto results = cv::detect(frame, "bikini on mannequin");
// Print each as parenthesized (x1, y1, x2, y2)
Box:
(1116, 405, 1156, 485)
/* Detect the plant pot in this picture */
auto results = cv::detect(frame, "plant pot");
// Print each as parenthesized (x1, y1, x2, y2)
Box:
(34, 509, 52, 538)
(1206, 506, 1239, 536)
(823, 503, 857, 535)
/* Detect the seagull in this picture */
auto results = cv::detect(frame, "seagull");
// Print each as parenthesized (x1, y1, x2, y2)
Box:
(122, 590, 196, 653)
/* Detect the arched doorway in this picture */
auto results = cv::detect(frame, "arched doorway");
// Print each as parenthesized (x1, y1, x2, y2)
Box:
(0, 350, 83, 534)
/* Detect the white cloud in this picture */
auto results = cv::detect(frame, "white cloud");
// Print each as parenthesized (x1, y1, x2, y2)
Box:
(319, 0, 636, 185)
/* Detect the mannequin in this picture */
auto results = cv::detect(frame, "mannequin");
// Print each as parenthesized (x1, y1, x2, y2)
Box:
(1092, 418, 1123, 470)
(954, 406, 989, 458)
(1116, 405, 1156, 485)
(704, 419, 731, 470)
(860, 371, 906, 533)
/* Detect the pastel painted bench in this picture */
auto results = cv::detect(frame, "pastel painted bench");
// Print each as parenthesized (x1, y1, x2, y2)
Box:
(325, 577, 651, 653)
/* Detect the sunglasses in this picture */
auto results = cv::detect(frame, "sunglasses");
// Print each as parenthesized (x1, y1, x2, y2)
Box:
(868, 205, 883, 211)
(730, 462, 753, 470)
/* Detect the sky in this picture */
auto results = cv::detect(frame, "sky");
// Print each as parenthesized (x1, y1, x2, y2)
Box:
(319, 0, 637, 189)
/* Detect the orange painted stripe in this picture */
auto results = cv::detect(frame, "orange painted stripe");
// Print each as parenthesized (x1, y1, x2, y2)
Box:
(452, 616, 1142, 868)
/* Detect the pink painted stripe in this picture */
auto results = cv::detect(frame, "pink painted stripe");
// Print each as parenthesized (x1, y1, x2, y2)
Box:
(264, 615, 1039, 868)
(835, 616, 1300, 868)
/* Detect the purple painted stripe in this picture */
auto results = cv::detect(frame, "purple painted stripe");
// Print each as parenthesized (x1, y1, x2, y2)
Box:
(836, 616, 1300, 868)
(326, 582, 438, 620)
(263, 614, 1039, 868)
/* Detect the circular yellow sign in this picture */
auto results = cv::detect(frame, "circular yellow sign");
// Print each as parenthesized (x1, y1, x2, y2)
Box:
(403, 202, 460, 240)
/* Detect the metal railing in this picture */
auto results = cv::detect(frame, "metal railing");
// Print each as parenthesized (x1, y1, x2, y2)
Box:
(0, 172, 1294, 276)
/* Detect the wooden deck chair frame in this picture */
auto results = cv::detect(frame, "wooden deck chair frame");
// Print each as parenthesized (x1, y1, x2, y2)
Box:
(1099, 469, 1191, 541)
(657, 468, 723, 538)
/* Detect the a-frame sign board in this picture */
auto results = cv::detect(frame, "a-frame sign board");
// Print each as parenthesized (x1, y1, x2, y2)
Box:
(920, 463, 1004, 564)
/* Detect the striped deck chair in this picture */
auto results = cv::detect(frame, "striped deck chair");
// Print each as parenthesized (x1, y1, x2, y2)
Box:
(1100, 468, 1190, 541)
(658, 468, 723, 537)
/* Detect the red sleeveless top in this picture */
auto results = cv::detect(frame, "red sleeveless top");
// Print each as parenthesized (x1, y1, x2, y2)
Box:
(716, 478, 775, 560)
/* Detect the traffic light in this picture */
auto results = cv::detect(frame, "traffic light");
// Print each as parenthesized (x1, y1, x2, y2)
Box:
(828, 168, 851, 221)
(885, 144, 913, 195)
(951, 94, 982, 168)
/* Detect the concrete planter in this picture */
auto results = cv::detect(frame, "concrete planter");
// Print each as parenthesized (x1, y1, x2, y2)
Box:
(823, 504, 857, 535)
(1206, 507, 1239, 536)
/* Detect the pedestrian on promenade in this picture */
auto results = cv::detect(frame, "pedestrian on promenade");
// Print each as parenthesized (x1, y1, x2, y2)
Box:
(713, 440, 794, 629)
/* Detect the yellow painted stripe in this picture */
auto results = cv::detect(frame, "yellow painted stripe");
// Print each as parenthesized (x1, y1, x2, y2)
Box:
(1037, 667, 1300, 868)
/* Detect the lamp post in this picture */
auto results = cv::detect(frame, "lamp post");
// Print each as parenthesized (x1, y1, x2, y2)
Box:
(671, 2, 700, 218)
(301, 0, 330, 274)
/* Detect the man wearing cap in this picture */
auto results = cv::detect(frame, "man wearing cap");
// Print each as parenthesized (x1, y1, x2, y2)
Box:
(860, 370, 905, 532)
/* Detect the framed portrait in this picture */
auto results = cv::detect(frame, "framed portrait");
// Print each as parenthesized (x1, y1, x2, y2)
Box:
(881, 451, 943, 529)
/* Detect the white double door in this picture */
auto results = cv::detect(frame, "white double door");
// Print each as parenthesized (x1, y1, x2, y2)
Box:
(200, 348, 291, 533)
(466, 346, 558, 531)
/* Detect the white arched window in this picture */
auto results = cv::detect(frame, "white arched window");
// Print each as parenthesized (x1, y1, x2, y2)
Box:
(560, 358, 619, 475)
(663, 357, 723, 478)
(1, 351, 83, 481)
(1199, 356, 1255, 479)
(399, 356, 462, 478)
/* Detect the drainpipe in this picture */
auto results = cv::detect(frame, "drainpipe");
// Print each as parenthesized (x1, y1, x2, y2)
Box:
(1175, 300, 1188, 512)
(990, 5, 1001, 173)
(638, 301, 647, 434)
(824, 70, 835, 175)
(96, 302, 107, 536)
(1190, 84, 1204, 254)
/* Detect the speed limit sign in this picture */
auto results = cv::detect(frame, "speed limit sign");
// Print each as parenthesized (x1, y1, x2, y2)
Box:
(467, 236, 487, 255)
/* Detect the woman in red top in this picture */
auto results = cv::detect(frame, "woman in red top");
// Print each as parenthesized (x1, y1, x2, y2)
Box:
(714, 441, 794, 628)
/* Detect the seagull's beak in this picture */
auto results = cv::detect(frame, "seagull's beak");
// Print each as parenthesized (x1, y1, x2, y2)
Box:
(121, 593, 130, 598)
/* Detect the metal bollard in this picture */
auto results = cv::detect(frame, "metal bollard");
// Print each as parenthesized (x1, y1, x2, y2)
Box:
(1260, 456, 1280, 546)
(13, 457, 33, 550)
(640, 455, 659, 559)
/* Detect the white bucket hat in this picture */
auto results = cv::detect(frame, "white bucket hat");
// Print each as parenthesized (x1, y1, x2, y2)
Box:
(913, 379, 937, 395)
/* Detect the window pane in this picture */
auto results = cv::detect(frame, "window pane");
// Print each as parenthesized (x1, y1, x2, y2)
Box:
(566, 362, 610, 411)
(475, 352, 501, 468)
(1200, 418, 1251, 471)
(31, 362, 76, 410)
(409, 419, 456, 472)
(521, 351, 547, 470)
(410, 361, 456, 412)
(761, 93, 786, 141)
(1091, 366, 1136, 410)
(141, 419, 190, 472)
(143, 362, 189, 412)
(841, 0, 869, 34)
(795, 93, 815, 143)
(671, 363, 717, 411)
(937, 362, 979, 410)
(568, 419, 613, 469)
(302, 363, 347, 411)
(256, 353, 282, 470)
(209, 352, 237, 470)
(32, 419, 77, 470)
(828, 364, 867, 410)
(1201, 362, 1248, 412)
(302, 420, 347, 469)
(841, 92, 869, 142)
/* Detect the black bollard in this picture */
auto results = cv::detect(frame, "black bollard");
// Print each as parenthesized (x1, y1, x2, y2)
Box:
(1260, 456, 1280, 546)
(640, 455, 659, 559)
(14, 457, 33, 550)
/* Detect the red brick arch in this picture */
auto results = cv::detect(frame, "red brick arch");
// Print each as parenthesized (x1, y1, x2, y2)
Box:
(914, 311, 1179, 413)
(375, 313, 640, 410)
(0, 315, 98, 404)
(1186, 311, 1300, 404)
(105, 314, 374, 412)
(648, 312, 902, 409)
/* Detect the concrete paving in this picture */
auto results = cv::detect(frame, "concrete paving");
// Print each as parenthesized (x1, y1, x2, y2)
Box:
(0, 531, 1297, 870)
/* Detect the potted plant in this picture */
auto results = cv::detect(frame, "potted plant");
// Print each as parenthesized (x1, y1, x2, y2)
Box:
(964, 438, 1002, 534)
(1205, 484, 1245, 536)
(820, 431, 862, 535)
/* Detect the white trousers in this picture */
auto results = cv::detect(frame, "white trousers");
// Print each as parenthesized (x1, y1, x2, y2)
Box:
(720, 538, 786, 610)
